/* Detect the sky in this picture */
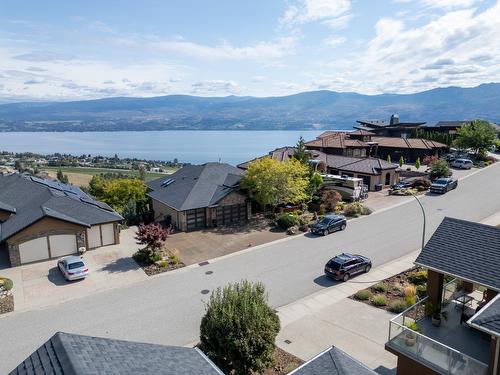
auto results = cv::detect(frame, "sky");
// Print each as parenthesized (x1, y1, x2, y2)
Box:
(0, 0, 499, 101)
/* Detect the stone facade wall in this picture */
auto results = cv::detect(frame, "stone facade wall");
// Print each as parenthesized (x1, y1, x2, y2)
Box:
(151, 199, 180, 228)
(0, 293, 14, 314)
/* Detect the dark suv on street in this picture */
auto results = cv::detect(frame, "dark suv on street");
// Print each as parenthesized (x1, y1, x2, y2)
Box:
(310, 214, 347, 236)
(430, 177, 458, 194)
(324, 253, 372, 281)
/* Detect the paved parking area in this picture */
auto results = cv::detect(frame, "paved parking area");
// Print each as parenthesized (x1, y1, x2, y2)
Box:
(166, 218, 288, 265)
(0, 227, 147, 312)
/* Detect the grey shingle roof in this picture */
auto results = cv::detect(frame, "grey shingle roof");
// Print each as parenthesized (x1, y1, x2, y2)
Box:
(319, 154, 397, 175)
(469, 294, 500, 337)
(0, 174, 122, 242)
(10, 332, 223, 375)
(147, 163, 244, 211)
(289, 346, 377, 375)
(415, 217, 500, 291)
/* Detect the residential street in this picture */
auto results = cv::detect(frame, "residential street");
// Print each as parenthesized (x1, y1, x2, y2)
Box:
(1, 163, 499, 373)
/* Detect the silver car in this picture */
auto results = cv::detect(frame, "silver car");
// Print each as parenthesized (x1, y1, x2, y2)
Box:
(57, 256, 89, 281)
(451, 158, 473, 169)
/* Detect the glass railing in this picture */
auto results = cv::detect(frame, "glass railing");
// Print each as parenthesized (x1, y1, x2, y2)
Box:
(386, 279, 488, 375)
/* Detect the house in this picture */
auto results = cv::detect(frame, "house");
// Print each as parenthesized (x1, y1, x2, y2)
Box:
(356, 114, 426, 138)
(288, 346, 378, 375)
(9, 332, 223, 375)
(0, 174, 122, 267)
(306, 129, 447, 162)
(424, 120, 500, 138)
(147, 163, 251, 231)
(385, 217, 500, 375)
(238, 147, 399, 191)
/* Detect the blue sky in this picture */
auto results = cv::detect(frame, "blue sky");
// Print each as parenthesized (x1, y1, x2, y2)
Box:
(1, 0, 499, 101)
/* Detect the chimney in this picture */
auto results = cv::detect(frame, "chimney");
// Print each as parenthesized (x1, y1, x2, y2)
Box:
(390, 113, 399, 125)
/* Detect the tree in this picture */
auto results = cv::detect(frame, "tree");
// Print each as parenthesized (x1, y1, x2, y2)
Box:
(399, 156, 404, 168)
(429, 159, 451, 180)
(453, 120, 497, 156)
(293, 136, 309, 165)
(122, 199, 138, 225)
(321, 190, 342, 212)
(241, 157, 309, 209)
(415, 157, 421, 170)
(135, 223, 167, 255)
(56, 169, 69, 184)
(307, 171, 324, 199)
(200, 280, 280, 375)
(89, 176, 146, 213)
(138, 166, 146, 181)
(387, 154, 392, 163)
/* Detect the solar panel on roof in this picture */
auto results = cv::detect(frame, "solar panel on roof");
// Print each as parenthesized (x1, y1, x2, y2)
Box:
(161, 178, 175, 187)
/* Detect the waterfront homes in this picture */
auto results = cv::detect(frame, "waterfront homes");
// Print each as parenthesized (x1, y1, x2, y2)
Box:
(355, 114, 426, 138)
(0, 174, 122, 267)
(306, 129, 447, 163)
(385, 217, 500, 375)
(239, 146, 399, 191)
(147, 163, 251, 232)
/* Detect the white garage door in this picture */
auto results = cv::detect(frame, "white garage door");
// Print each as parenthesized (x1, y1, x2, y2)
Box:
(101, 223, 115, 246)
(49, 234, 77, 258)
(87, 226, 101, 249)
(19, 237, 49, 264)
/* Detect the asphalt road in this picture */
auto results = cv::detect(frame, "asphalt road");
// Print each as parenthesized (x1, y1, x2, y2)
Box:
(1, 163, 500, 373)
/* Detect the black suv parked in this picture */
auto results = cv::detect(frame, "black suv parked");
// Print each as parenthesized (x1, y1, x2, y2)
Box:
(324, 253, 372, 281)
(430, 177, 458, 194)
(310, 214, 347, 236)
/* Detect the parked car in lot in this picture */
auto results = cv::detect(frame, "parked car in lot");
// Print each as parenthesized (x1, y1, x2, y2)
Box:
(451, 158, 473, 169)
(324, 253, 371, 282)
(430, 177, 458, 194)
(310, 214, 347, 236)
(57, 256, 88, 281)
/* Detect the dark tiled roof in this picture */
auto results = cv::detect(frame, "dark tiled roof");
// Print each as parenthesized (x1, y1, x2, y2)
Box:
(237, 147, 296, 170)
(0, 174, 122, 242)
(371, 137, 447, 149)
(415, 217, 500, 291)
(305, 133, 368, 149)
(469, 294, 500, 336)
(349, 129, 375, 136)
(432, 120, 472, 128)
(10, 332, 223, 375)
(289, 346, 377, 375)
(311, 152, 397, 175)
(147, 163, 244, 211)
(0, 200, 16, 213)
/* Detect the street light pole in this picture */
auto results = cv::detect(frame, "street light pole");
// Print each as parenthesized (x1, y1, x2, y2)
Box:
(413, 194, 426, 250)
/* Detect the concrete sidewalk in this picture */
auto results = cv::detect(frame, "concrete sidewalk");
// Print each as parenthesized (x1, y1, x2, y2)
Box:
(276, 251, 419, 373)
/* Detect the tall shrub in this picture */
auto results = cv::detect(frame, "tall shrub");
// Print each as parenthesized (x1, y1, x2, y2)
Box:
(200, 280, 280, 375)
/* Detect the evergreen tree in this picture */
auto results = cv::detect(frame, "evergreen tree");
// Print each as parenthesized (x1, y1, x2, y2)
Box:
(399, 156, 404, 168)
(387, 154, 392, 163)
(415, 157, 421, 170)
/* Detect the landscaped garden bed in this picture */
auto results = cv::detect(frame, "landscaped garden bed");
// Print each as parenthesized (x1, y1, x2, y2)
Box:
(349, 267, 429, 313)
(262, 347, 304, 375)
(0, 277, 14, 314)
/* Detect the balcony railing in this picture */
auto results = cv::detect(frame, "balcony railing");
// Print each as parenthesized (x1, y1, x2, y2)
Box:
(386, 280, 488, 375)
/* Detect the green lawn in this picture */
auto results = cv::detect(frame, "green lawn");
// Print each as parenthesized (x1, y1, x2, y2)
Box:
(43, 166, 173, 181)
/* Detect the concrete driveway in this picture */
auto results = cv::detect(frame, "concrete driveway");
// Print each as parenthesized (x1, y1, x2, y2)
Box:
(0, 227, 147, 312)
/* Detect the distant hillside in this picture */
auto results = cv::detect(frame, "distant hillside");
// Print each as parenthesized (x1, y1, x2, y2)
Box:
(0, 83, 499, 131)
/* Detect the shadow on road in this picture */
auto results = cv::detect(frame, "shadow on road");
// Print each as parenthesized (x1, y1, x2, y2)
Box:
(304, 232, 319, 238)
(313, 275, 340, 287)
(374, 365, 397, 375)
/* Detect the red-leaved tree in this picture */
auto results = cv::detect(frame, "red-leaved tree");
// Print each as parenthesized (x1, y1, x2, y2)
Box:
(135, 223, 168, 255)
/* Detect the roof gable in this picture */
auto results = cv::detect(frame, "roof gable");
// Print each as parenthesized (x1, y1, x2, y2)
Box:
(469, 294, 500, 336)
(415, 217, 500, 291)
(147, 163, 244, 211)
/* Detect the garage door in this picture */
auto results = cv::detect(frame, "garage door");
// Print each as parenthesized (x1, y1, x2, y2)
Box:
(49, 234, 77, 257)
(87, 226, 101, 249)
(101, 224, 115, 246)
(216, 204, 247, 226)
(19, 237, 49, 264)
(186, 208, 206, 231)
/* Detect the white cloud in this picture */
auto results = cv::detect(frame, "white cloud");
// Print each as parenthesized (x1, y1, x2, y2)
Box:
(324, 35, 346, 47)
(150, 37, 296, 62)
(420, 0, 478, 9)
(281, 0, 352, 27)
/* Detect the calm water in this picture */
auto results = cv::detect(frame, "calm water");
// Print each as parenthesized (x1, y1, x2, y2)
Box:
(0, 130, 325, 165)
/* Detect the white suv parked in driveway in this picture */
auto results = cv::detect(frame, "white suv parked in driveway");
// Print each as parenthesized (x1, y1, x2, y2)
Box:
(451, 158, 473, 169)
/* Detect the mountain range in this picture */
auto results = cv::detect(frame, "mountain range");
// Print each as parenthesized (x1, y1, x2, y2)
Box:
(0, 83, 499, 132)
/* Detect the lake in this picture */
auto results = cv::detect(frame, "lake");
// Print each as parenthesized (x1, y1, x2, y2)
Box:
(0, 130, 326, 165)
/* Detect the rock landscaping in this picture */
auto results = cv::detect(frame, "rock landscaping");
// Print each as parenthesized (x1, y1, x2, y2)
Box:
(0, 277, 14, 314)
(350, 267, 429, 313)
(133, 248, 185, 276)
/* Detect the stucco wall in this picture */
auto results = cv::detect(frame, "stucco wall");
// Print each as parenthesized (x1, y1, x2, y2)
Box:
(151, 199, 180, 227)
